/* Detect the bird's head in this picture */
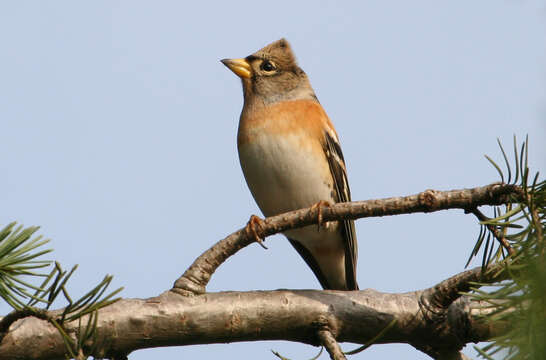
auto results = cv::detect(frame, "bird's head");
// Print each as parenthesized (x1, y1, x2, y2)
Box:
(221, 38, 316, 104)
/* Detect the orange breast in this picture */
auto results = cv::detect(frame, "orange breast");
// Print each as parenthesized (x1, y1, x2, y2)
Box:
(237, 100, 338, 147)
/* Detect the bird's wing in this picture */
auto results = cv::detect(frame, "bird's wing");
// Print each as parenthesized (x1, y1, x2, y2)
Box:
(323, 131, 359, 290)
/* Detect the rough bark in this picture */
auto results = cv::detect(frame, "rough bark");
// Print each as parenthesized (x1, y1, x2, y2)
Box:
(0, 267, 504, 360)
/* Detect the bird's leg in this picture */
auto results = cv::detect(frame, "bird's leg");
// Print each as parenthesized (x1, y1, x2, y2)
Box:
(245, 215, 268, 249)
(310, 200, 332, 231)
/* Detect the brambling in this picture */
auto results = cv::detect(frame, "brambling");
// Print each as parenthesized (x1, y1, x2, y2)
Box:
(221, 39, 358, 291)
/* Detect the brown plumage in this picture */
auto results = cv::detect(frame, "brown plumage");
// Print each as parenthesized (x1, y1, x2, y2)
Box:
(222, 39, 358, 290)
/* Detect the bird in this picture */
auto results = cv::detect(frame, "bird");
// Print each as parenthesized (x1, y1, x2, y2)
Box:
(221, 38, 358, 291)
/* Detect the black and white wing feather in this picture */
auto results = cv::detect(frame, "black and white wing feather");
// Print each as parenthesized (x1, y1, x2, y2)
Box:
(324, 131, 358, 290)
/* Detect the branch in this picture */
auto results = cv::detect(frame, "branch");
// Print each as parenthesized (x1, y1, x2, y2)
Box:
(467, 208, 514, 255)
(420, 262, 507, 312)
(0, 308, 50, 343)
(318, 329, 346, 360)
(416, 264, 509, 357)
(0, 183, 523, 358)
(0, 265, 508, 360)
(174, 183, 523, 294)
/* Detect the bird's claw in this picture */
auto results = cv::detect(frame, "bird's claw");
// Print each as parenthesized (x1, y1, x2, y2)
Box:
(245, 215, 268, 249)
(310, 200, 332, 231)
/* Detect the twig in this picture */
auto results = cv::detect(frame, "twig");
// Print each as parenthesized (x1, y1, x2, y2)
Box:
(317, 329, 346, 360)
(467, 208, 514, 255)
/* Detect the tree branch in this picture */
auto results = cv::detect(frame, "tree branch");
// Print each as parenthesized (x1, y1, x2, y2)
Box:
(174, 183, 523, 294)
(415, 264, 509, 357)
(420, 262, 507, 312)
(318, 329, 346, 360)
(0, 183, 523, 359)
(467, 208, 514, 255)
(0, 265, 508, 360)
(0, 308, 50, 343)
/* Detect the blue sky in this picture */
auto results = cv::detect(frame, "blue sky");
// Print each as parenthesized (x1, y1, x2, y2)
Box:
(1, 1, 544, 359)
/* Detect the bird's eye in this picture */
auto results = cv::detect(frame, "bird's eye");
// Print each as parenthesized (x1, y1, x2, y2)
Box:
(260, 60, 276, 72)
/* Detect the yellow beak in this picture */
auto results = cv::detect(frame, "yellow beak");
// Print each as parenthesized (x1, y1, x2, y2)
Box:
(221, 58, 251, 79)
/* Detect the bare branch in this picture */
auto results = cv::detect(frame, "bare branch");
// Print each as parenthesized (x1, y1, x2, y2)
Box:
(0, 308, 50, 343)
(318, 329, 346, 360)
(414, 264, 509, 356)
(420, 263, 507, 312)
(0, 183, 523, 358)
(0, 265, 508, 359)
(174, 183, 523, 294)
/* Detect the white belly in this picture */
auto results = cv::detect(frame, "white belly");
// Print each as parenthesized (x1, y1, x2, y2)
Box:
(238, 132, 340, 246)
(239, 131, 334, 213)
(238, 130, 347, 289)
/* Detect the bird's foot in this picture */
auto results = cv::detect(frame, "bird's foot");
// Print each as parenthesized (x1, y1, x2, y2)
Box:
(310, 200, 332, 231)
(245, 215, 268, 249)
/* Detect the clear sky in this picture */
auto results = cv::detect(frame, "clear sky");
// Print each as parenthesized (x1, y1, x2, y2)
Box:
(1, 1, 544, 359)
